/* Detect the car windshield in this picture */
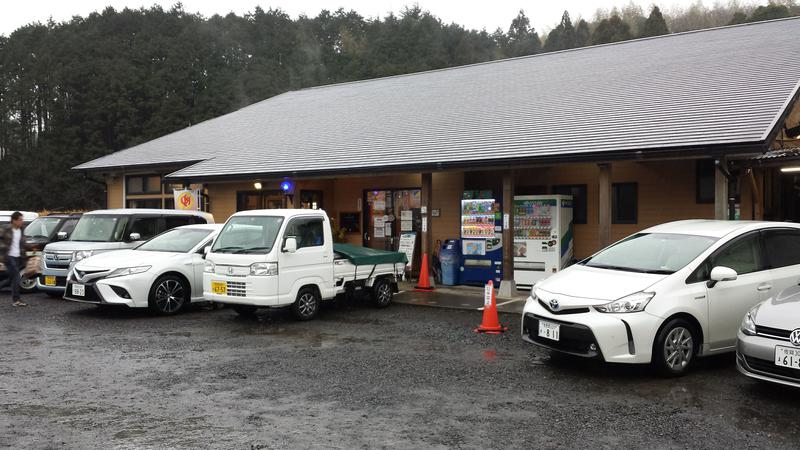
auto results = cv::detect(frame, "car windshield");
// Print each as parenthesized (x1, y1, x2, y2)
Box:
(69, 215, 129, 242)
(212, 216, 284, 254)
(581, 233, 718, 274)
(137, 228, 213, 253)
(24, 217, 62, 238)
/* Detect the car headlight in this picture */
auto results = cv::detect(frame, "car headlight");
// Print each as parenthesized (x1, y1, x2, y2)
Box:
(106, 266, 151, 278)
(594, 291, 655, 313)
(72, 250, 94, 262)
(740, 304, 760, 336)
(203, 260, 215, 273)
(250, 262, 278, 276)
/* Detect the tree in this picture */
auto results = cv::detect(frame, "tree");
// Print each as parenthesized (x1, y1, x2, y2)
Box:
(748, 3, 791, 22)
(544, 11, 576, 52)
(591, 14, 632, 45)
(504, 10, 542, 57)
(640, 6, 669, 37)
(728, 11, 748, 25)
(574, 19, 591, 47)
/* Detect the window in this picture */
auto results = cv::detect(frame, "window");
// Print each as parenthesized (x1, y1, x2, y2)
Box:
(285, 218, 324, 249)
(126, 175, 162, 195)
(212, 216, 284, 254)
(696, 160, 715, 204)
(164, 216, 195, 230)
(128, 217, 160, 241)
(552, 184, 587, 224)
(584, 233, 717, 274)
(713, 234, 764, 275)
(59, 218, 79, 238)
(70, 216, 129, 242)
(126, 198, 162, 209)
(763, 229, 800, 269)
(300, 190, 324, 209)
(165, 198, 175, 209)
(339, 212, 360, 233)
(236, 190, 285, 211)
(612, 183, 637, 224)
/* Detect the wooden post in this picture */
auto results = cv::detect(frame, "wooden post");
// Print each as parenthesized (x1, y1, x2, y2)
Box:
(598, 163, 612, 248)
(715, 163, 728, 220)
(498, 170, 516, 299)
(421, 172, 434, 286)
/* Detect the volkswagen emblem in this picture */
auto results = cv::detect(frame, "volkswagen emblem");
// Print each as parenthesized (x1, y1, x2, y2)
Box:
(549, 298, 560, 311)
(790, 329, 800, 347)
(227, 267, 234, 276)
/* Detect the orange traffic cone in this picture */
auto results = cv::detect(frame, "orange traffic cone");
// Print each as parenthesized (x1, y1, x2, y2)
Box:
(474, 280, 507, 334)
(414, 253, 435, 292)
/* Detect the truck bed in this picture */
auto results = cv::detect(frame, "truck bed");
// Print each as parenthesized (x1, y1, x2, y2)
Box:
(332, 244, 407, 287)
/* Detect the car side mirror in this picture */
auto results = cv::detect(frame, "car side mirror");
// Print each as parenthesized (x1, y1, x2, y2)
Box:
(707, 266, 737, 288)
(57, 231, 67, 240)
(129, 232, 141, 242)
(283, 237, 298, 253)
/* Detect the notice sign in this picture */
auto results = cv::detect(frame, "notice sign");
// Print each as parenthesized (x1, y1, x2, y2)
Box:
(398, 232, 416, 268)
(484, 283, 492, 307)
(173, 189, 200, 210)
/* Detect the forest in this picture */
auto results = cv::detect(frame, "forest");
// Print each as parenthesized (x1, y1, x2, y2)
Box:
(1, 1, 798, 210)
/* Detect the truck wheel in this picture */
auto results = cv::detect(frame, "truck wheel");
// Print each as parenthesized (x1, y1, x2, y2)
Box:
(148, 275, 189, 315)
(232, 305, 257, 317)
(371, 278, 393, 308)
(292, 288, 320, 321)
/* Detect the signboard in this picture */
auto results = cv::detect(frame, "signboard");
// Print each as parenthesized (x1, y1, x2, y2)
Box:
(173, 189, 200, 211)
(398, 232, 416, 268)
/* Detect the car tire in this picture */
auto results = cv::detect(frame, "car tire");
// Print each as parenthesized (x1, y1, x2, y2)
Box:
(19, 272, 37, 293)
(291, 287, 320, 321)
(652, 318, 697, 377)
(232, 305, 257, 317)
(148, 275, 189, 316)
(371, 278, 393, 308)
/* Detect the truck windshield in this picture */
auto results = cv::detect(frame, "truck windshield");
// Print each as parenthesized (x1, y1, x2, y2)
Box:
(69, 215, 129, 242)
(24, 217, 62, 238)
(212, 216, 284, 254)
(580, 233, 717, 274)
(137, 228, 212, 253)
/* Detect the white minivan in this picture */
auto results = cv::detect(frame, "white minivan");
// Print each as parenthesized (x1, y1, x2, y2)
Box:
(522, 220, 800, 376)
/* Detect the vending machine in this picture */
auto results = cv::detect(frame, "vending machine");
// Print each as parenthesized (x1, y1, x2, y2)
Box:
(512, 195, 574, 288)
(459, 191, 503, 286)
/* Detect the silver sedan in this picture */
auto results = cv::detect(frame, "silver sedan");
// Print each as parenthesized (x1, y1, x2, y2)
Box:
(737, 285, 800, 388)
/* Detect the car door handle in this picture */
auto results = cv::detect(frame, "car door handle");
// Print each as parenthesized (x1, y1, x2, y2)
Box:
(756, 284, 772, 292)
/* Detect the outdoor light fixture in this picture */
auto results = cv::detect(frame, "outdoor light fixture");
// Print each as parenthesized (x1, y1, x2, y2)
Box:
(780, 167, 800, 173)
(280, 180, 293, 192)
(254, 181, 262, 189)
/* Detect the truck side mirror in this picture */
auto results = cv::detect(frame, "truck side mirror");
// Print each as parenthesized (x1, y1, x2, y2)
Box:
(57, 231, 67, 240)
(283, 237, 298, 253)
(129, 232, 141, 242)
(202, 245, 211, 259)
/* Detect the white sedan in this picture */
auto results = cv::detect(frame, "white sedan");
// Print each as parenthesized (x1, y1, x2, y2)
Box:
(64, 224, 222, 315)
(522, 220, 800, 376)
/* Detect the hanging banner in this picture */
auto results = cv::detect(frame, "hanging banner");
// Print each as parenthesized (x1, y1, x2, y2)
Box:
(173, 189, 200, 211)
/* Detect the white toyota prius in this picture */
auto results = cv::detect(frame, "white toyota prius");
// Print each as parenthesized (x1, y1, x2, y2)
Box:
(64, 224, 222, 315)
(522, 220, 800, 376)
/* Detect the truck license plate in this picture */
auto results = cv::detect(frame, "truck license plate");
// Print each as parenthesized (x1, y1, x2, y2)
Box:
(71, 283, 85, 297)
(775, 346, 800, 370)
(45, 275, 56, 286)
(211, 281, 227, 295)
(538, 320, 560, 341)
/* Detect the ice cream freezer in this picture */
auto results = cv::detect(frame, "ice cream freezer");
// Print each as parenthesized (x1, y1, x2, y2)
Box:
(512, 195, 574, 288)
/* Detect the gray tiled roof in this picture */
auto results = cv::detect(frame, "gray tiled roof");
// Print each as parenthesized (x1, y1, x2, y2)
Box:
(74, 18, 800, 179)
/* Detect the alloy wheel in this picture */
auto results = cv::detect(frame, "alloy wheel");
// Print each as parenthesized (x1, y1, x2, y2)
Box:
(663, 326, 693, 371)
(155, 279, 184, 314)
(377, 283, 392, 305)
(298, 292, 317, 316)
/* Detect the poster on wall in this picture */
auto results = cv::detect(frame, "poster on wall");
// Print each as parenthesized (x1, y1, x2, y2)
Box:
(384, 223, 393, 237)
(401, 210, 412, 220)
(400, 220, 413, 231)
(374, 216, 385, 228)
(173, 189, 200, 211)
(375, 227, 385, 238)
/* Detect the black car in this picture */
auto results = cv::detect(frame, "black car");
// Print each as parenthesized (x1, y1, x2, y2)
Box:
(0, 213, 81, 292)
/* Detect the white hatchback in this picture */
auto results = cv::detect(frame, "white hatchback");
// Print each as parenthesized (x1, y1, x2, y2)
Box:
(521, 220, 800, 376)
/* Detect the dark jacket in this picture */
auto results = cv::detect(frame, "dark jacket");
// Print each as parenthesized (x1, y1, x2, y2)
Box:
(0, 224, 26, 262)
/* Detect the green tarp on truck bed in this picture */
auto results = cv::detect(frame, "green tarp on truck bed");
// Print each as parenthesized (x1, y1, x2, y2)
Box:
(333, 243, 408, 266)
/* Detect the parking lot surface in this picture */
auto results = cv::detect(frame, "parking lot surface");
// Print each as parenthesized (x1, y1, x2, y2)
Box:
(1, 292, 799, 449)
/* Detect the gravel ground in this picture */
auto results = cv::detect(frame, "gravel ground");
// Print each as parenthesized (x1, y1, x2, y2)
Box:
(1, 291, 799, 449)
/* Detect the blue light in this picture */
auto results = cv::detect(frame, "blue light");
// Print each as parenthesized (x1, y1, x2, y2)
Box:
(280, 180, 292, 192)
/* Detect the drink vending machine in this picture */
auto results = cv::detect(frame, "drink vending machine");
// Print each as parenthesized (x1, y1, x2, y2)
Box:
(512, 195, 574, 288)
(459, 191, 503, 285)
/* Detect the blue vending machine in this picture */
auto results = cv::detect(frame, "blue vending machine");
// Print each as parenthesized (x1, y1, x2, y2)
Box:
(458, 191, 503, 286)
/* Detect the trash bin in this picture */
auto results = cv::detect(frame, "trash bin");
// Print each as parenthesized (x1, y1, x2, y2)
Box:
(439, 239, 460, 286)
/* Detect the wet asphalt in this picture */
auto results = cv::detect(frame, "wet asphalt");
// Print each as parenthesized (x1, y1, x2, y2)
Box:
(1, 291, 799, 449)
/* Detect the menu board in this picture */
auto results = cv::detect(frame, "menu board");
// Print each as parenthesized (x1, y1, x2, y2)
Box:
(514, 199, 556, 239)
(461, 199, 496, 238)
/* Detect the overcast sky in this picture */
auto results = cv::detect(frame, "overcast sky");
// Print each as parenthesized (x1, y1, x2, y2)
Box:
(1, 0, 768, 36)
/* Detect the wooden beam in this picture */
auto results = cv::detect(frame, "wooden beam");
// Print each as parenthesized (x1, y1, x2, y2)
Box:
(498, 170, 516, 298)
(598, 163, 612, 248)
(714, 165, 728, 220)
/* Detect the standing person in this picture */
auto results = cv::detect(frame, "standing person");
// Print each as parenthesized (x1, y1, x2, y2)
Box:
(1, 211, 27, 307)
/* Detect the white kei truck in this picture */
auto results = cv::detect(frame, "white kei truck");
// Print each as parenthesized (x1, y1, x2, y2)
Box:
(203, 209, 408, 320)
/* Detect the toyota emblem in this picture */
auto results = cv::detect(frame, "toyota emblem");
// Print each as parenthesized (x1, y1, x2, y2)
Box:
(790, 329, 800, 347)
(549, 298, 560, 311)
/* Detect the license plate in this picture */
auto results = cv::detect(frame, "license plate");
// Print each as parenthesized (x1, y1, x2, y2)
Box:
(45, 275, 56, 286)
(538, 320, 560, 341)
(71, 283, 85, 297)
(775, 346, 800, 370)
(211, 281, 227, 295)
